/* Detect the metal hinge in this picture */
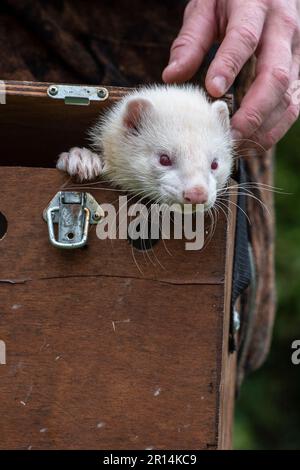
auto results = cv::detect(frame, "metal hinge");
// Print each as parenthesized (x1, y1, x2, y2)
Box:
(43, 191, 104, 249)
(47, 84, 109, 105)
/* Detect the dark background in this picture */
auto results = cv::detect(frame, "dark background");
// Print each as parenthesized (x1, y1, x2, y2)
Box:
(234, 119, 300, 449)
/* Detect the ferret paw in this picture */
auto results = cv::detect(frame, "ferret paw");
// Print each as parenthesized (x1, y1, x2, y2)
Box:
(56, 147, 103, 181)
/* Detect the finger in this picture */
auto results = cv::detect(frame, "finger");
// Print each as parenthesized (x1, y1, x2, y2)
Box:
(257, 91, 292, 134)
(252, 102, 299, 150)
(255, 53, 300, 135)
(290, 46, 300, 104)
(162, 0, 216, 83)
(251, 52, 300, 148)
(231, 14, 294, 139)
(206, 0, 267, 96)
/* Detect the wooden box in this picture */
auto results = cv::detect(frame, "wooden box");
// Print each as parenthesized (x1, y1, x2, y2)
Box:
(0, 81, 237, 450)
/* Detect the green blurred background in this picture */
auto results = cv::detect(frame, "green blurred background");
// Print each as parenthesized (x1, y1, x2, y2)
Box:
(234, 119, 300, 449)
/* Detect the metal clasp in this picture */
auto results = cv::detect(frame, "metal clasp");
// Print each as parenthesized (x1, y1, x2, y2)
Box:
(47, 84, 109, 105)
(43, 192, 103, 249)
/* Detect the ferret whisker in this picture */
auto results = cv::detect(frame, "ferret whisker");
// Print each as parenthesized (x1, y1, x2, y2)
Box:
(218, 181, 273, 215)
(217, 198, 233, 219)
(148, 194, 170, 265)
(141, 197, 165, 270)
(113, 192, 149, 249)
(219, 199, 234, 228)
(135, 196, 157, 269)
(134, 194, 167, 270)
(215, 200, 235, 253)
(220, 190, 270, 216)
(127, 195, 152, 272)
(209, 208, 218, 244)
(213, 204, 226, 230)
(219, 182, 287, 194)
(158, 199, 173, 259)
(218, 197, 251, 224)
(214, 201, 230, 226)
(204, 210, 213, 247)
(204, 208, 217, 248)
(233, 137, 268, 153)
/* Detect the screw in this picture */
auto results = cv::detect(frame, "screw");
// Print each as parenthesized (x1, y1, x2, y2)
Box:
(97, 88, 108, 100)
(93, 211, 101, 221)
(48, 85, 58, 96)
(233, 309, 241, 332)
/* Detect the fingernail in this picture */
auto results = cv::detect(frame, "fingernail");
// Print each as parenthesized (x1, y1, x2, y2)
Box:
(211, 76, 227, 96)
(162, 61, 178, 81)
(231, 129, 243, 141)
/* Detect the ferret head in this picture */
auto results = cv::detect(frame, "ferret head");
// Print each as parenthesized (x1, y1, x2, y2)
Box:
(98, 85, 233, 209)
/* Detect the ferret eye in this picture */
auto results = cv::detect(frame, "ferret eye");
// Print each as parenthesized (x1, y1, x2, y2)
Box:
(211, 159, 218, 170)
(159, 154, 172, 167)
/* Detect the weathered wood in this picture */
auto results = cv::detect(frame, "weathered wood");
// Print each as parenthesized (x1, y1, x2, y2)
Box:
(0, 168, 229, 284)
(0, 279, 224, 450)
(0, 83, 237, 450)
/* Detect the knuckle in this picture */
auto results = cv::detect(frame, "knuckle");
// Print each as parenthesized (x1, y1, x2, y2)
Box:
(171, 31, 207, 58)
(230, 25, 260, 52)
(282, 91, 292, 109)
(252, 129, 273, 150)
(185, 0, 200, 18)
(184, 0, 215, 30)
(287, 104, 300, 122)
(217, 53, 241, 79)
(217, 26, 260, 80)
(270, 67, 290, 92)
(171, 33, 195, 51)
(294, 48, 300, 63)
(243, 107, 264, 132)
(264, 131, 277, 149)
(259, 0, 270, 11)
(280, 14, 298, 32)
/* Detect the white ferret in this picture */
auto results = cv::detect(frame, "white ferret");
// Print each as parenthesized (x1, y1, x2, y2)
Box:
(57, 85, 233, 209)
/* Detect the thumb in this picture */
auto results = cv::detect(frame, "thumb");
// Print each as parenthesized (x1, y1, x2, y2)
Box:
(162, 0, 216, 83)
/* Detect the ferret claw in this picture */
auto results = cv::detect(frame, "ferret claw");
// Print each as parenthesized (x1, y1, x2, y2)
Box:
(57, 147, 103, 181)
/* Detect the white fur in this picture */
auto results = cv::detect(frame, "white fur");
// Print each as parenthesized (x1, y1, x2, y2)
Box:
(57, 147, 102, 181)
(57, 85, 233, 208)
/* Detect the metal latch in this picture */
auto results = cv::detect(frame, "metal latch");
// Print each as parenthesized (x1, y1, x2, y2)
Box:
(43, 192, 104, 249)
(47, 84, 109, 105)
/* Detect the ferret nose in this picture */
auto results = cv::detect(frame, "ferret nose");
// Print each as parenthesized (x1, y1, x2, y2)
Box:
(183, 186, 208, 204)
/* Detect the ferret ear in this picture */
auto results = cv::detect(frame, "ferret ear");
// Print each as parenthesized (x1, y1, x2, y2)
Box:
(123, 98, 153, 130)
(212, 100, 230, 130)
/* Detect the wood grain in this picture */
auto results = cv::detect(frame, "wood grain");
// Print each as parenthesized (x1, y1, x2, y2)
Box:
(0, 168, 229, 284)
(0, 279, 224, 450)
(0, 169, 237, 450)
(0, 82, 237, 450)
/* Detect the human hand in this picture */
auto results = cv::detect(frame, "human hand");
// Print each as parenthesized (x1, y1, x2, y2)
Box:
(162, 0, 300, 149)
